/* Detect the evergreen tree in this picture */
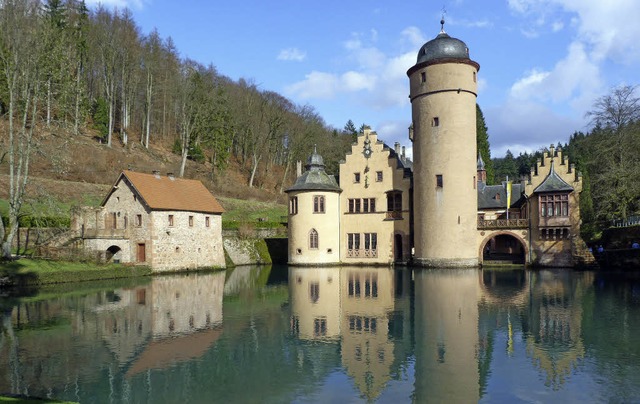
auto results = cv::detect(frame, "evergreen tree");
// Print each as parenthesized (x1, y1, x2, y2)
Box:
(476, 104, 494, 183)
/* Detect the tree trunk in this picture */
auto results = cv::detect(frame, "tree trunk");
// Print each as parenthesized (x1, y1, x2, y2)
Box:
(279, 159, 291, 194)
(249, 153, 260, 188)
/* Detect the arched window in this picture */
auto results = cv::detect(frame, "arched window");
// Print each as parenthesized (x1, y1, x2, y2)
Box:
(309, 229, 319, 249)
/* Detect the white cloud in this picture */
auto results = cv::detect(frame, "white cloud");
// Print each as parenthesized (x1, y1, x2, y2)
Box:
(277, 48, 307, 62)
(285, 71, 338, 99)
(508, 0, 640, 63)
(286, 28, 419, 110)
(400, 26, 426, 48)
(509, 41, 603, 107)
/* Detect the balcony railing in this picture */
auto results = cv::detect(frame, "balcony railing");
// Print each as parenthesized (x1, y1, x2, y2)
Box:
(347, 249, 378, 258)
(478, 218, 529, 229)
(385, 211, 403, 220)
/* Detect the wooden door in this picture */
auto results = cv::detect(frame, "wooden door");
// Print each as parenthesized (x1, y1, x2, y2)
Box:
(137, 243, 146, 262)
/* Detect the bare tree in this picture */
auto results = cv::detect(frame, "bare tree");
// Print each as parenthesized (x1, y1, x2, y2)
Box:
(0, 0, 45, 258)
(586, 85, 640, 131)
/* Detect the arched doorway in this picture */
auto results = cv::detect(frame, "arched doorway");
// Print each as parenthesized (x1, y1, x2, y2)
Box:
(106, 245, 122, 263)
(482, 233, 526, 265)
(394, 234, 403, 262)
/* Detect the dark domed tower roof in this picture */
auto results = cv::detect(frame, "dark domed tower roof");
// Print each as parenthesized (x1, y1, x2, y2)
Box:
(408, 19, 479, 74)
(306, 148, 324, 169)
(285, 147, 341, 193)
(416, 31, 469, 64)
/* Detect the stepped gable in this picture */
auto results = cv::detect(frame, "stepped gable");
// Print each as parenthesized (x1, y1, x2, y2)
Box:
(533, 160, 574, 193)
(103, 170, 224, 214)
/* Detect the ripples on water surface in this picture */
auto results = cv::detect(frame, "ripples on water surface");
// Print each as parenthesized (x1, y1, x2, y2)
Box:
(1, 266, 640, 403)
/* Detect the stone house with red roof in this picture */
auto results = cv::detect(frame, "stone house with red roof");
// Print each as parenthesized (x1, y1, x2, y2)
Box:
(71, 170, 225, 271)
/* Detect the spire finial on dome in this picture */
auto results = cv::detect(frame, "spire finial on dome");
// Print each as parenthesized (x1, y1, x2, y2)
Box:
(440, 7, 447, 33)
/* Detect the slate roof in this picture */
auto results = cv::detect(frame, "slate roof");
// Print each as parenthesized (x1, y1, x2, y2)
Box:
(286, 149, 342, 193)
(478, 182, 525, 210)
(103, 170, 225, 214)
(533, 161, 574, 193)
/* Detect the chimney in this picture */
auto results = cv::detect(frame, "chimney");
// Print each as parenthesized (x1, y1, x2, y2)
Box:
(152, 170, 160, 179)
(402, 146, 406, 160)
(167, 172, 175, 180)
(296, 160, 302, 177)
(395, 142, 400, 155)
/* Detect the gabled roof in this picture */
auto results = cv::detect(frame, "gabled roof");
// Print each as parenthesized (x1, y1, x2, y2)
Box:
(478, 182, 524, 210)
(103, 170, 224, 214)
(533, 161, 574, 193)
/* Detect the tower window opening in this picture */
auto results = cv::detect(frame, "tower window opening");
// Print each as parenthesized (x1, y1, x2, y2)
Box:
(421, 71, 426, 83)
(309, 228, 319, 249)
(354, 172, 361, 183)
(473, 71, 477, 82)
(432, 117, 440, 127)
(313, 195, 325, 213)
(436, 175, 443, 188)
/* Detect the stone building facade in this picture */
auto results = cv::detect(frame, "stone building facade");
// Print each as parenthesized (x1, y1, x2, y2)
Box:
(286, 22, 588, 268)
(339, 129, 412, 264)
(72, 170, 225, 272)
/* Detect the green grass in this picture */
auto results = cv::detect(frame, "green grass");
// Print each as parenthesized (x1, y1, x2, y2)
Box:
(0, 258, 152, 286)
(0, 396, 76, 403)
(218, 196, 287, 224)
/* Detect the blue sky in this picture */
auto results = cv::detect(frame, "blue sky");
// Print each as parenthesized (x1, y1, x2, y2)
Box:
(89, 0, 640, 159)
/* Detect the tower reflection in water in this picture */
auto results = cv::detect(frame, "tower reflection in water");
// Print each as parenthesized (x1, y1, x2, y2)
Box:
(289, 266, 413, 401)
(289, 267, 592, 401)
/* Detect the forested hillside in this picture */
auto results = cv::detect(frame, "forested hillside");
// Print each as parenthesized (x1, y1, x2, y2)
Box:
(0, 0, 356, 257)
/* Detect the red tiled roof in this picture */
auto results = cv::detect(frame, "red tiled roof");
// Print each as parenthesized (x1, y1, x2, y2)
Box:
(106, 170, 224, 214)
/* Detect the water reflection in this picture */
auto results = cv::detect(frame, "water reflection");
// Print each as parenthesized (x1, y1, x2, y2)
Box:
(1, 266, 640, 402)
(289, 266, 413, 401)
(0, 271, 225, 400)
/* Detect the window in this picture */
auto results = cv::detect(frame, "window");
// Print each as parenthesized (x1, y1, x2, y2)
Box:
(289, 196, 298, 215)
(421, 71, 426, 83)
(309, 228, 319, 249)
(364, 233, 377, 251)
(349, 272, 361, 297)
(189, 216, 194, 227)
(313, 195, 325, 213)
(387, 192, 402, 211)
(436, 174, 443, 188)
(348, 233, 361, 250)
(363, 198, 375, 213)
(354, 172, 361, 183)
(432, 117, 440, 127)
(310, 282, 320, 303)
(314, 317, 327, 337)
(168, 215, 174, 226)
(540, 194, 570, 217)
(376, 171, 383, 182)
(135, 214, 142, 227)
(205, 216, 210, 227)
(473, 71, 477, 82)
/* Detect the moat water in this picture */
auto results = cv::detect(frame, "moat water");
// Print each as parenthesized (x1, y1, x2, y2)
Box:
(1, 265, 640, 403)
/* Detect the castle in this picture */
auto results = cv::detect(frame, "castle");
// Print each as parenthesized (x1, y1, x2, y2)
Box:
(286, 21, 592, 268)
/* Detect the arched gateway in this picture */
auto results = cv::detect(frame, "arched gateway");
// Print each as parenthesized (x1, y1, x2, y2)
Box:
(480, 231, 529, 265)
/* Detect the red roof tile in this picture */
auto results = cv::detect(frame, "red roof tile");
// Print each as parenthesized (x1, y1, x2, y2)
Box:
(107, 170, 224, 214)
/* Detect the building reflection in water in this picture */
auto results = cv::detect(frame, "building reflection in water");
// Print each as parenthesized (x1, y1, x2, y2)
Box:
(522, 271, 592, 389)
(414, 269, 482, 402)
(0, 271, 225, 398)
(289, 266, 412, 401)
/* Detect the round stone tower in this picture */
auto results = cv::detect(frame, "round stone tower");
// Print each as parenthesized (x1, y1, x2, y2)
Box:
(285, 148, 342, 265)
(407, 21, 480, 267)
